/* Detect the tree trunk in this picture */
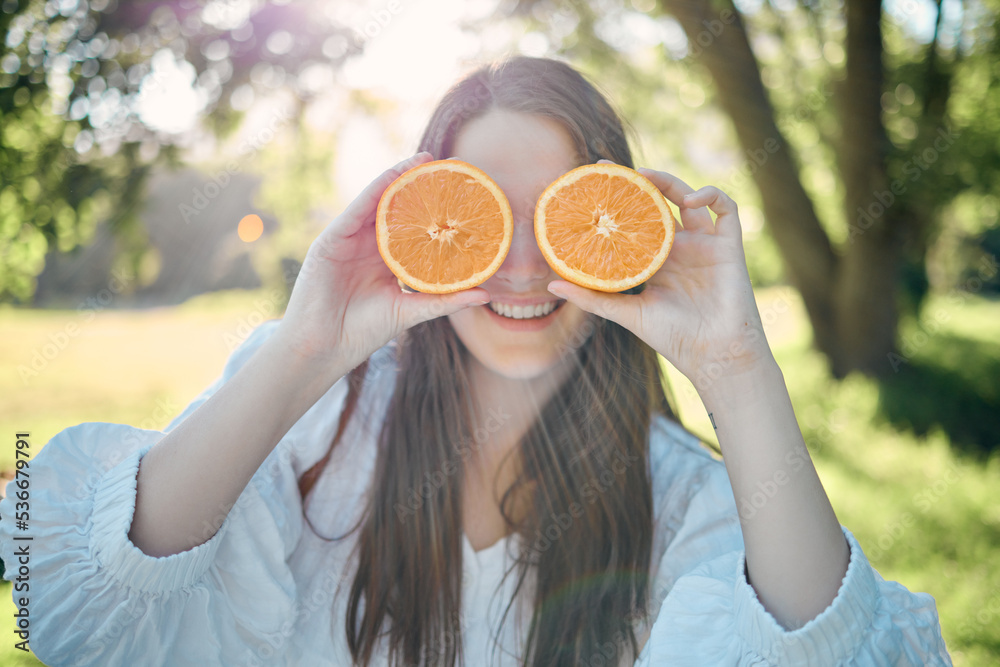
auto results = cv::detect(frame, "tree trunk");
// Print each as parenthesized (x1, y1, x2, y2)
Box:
(662, 0, 900, 377)
(831, 0, 901, 376)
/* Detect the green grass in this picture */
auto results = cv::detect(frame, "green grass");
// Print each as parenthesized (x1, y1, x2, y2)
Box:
(664, 287, 1000, 666)
(1, 287, 999, 665)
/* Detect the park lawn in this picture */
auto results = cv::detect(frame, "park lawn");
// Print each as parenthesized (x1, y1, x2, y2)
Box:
(1, 287, 998, 665)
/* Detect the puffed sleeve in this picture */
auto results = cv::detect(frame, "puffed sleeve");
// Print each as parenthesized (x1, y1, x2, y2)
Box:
(638, 462, 953, 666)
(0, 319, 351, 666)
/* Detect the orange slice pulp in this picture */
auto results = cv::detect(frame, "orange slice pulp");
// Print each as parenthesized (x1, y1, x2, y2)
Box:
(534, 163, 676, 293)
(376, 159, 513, 294)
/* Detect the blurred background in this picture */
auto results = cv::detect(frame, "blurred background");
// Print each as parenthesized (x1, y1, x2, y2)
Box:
(0, 0, 998, 664)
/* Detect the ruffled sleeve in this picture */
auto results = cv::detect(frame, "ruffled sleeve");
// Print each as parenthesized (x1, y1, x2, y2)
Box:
(0, 319, 351, 666)
(638, 456, 953, 666)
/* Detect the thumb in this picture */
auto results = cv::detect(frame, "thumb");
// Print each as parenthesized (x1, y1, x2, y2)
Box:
(398, 288, 491, 329)
(547, 280, 639, 332)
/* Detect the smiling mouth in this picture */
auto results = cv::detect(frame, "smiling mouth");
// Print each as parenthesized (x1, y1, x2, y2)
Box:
(487, 300, 565, 320)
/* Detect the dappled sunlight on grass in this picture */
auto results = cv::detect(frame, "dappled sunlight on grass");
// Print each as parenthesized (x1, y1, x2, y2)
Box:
(0, 288, 286, 666)
(668, 287, 1000, 665)
(0, 290, 285, 470)
(764, 291, 1000, 666)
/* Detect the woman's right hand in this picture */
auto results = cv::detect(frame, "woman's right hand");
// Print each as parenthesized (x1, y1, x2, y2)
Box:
(132, 156, 490, 558)
(274, 152, 491, 376)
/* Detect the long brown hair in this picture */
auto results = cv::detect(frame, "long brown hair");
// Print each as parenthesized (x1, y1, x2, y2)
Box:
(299, 56, 679, 667)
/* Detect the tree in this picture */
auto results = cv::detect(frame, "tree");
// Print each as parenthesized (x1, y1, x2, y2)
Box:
(507, 0, 996, 378)
(0, 0, 359, 303)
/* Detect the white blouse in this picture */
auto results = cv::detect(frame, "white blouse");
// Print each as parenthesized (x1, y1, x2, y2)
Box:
(0, 320, 952, 666)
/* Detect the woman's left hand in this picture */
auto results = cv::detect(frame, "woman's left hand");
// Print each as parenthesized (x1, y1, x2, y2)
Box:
(546, 168, 772, 389)
(551, 168, 855, 630)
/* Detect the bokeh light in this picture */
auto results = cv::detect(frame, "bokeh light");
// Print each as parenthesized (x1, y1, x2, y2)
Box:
(237, 214, 264, 242)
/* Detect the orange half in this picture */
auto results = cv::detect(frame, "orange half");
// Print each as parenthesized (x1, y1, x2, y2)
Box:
(534, 163, 675, 293)
(376, 160, 513, 294)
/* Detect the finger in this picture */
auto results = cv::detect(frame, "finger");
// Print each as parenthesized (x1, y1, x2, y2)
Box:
(547, 280, 639, 333)
(337, 152, 434, 238)
(399, 287, 491, 329)
(682, 186, 742, 239)
(637, 168, 715, 233)
(597, 158, 617, 165)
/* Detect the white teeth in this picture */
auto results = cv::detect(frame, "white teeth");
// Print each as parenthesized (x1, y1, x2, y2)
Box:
(488, 300, 559, 319)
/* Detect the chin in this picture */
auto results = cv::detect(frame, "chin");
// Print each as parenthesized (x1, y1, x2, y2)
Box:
(470, 347, 566, 380)
(447, 304, 592, 381)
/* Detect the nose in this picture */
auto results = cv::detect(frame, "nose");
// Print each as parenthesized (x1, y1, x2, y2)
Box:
(493, 215, 551, 287)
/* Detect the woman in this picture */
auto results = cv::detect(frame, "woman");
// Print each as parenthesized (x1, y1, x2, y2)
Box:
(0, 56, 950, 666)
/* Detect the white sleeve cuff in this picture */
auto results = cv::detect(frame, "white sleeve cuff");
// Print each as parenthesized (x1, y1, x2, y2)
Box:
(733, 527, 878, 663)
(90, 440, 232, 594)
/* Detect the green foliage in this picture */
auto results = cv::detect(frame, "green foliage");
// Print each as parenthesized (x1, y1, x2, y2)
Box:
(506, 0, 1000, 308)
(250, 121, 338, 297)
(0, 88, 108, 302)
(0, 84, 151, 302)
(0, 1, 147, 302)
(0, 0, 358, 303)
